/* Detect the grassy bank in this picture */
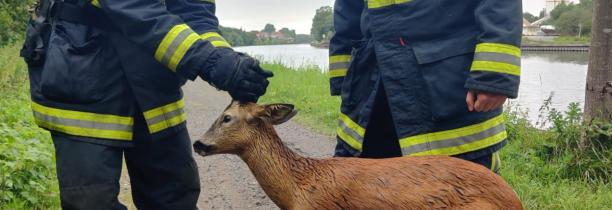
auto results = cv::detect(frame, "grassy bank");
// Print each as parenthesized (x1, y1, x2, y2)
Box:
(259, 63, 611, 210)
(0, 45, 60, 209)
(522, 36, 591, 45)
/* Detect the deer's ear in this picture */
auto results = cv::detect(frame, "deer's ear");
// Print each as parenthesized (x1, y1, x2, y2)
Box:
(264, 104, 297, 125)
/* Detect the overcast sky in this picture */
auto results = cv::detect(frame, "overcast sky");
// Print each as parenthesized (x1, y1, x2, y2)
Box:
(215, 0, 580, 34)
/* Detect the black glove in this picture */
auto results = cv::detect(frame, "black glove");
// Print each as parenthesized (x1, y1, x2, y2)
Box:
(201, 48, 273, 102)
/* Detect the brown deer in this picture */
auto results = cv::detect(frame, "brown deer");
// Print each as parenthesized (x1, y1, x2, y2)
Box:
(193, 101, 522, 210)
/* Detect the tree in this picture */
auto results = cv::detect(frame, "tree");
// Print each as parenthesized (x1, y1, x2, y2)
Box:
(548, 1, 594, 36)
(554, 8, 592, 36)
(538, 8, 547, 19)
(263, 23, 276, 34)
(279, 27, 296, 39)
(583, 0, 612, 127)
(523, 12, 538, 23)
(310, 6, 334, 42)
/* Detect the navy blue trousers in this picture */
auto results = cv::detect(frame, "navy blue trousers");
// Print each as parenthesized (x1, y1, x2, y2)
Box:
(51, 112, 200, 210)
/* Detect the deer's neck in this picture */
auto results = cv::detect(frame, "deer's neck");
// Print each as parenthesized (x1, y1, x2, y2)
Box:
(239, 127, 315, 208)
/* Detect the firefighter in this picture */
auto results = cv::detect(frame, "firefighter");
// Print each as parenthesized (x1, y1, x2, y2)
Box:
(329, 0, 521, 172)
(21, 0, 272, 209)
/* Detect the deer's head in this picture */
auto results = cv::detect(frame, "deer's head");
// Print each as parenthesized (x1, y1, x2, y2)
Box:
(193, 101, 297, 156)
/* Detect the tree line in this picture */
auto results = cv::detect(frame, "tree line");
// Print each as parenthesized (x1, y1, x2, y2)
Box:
(523, 0, 593, 36)
(0, 0, 310, 47)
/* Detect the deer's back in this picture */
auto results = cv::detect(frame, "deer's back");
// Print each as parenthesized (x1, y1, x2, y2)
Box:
(294, 156, 522, 210)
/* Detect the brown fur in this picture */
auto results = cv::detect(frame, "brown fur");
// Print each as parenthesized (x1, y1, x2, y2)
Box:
(195, 102, 523, 210)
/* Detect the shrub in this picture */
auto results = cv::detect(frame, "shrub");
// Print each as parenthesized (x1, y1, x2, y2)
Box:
(0, 0, 36, 46)
(0, 44, 59, 209)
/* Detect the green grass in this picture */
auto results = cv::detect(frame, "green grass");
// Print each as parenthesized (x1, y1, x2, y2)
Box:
(0, 45, 60, 209)
(259, 63, 612, 210)
(552, 36, 592, 45)
(522, 36, 591, 45)
(259, 62, 340, 135)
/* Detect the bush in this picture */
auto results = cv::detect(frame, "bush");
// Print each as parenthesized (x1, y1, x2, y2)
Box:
(0, 0, 36, 46)
(0, 44, 59, 209)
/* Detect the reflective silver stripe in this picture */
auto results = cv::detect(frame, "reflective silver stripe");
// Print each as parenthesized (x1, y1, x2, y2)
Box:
(474, 52, 521, 67)
(329, 62, 350, 70)
(33, 112, 132, 131)
(160, 29, 193, 67)
(146, 108, 185, 126)
(401, 123, 506, 155)
(204, 36, 225, 42)
(338, 120, 364, 143)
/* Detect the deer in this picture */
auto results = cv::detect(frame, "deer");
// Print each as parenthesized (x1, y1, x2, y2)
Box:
(193, 101, 523, 210)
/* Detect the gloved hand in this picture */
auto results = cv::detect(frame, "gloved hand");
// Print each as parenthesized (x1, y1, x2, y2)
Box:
(201, 48, 273, 102)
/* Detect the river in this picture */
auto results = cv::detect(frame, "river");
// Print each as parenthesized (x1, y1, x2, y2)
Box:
(235, 44, 588, 125)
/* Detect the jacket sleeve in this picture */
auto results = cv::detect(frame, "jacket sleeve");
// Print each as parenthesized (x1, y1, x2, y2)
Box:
(328, 0, 363, 96)
(465, 0, 523, 98)
(165, 0, 232, 48)
(91, 0, 219, 80)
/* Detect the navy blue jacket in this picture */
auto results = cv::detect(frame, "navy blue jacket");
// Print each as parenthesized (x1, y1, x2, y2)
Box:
(27, 0, 231, 146)
(329, 0, 522, 158)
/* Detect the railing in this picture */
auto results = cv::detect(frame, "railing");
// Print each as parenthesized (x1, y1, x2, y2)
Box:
(521, 44, 590, 52)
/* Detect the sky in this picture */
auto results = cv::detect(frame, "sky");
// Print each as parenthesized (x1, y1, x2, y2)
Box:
(214, 0, 580, 34)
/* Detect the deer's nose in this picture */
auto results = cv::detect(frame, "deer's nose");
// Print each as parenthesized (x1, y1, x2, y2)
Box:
(193, 141, 212, 153)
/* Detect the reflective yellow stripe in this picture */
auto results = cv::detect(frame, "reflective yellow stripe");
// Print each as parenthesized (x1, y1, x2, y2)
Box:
(148, 112, 187, 134)
(31, 102, 133, 140)
(34, 119, 133, 140)
(329, 55, 351, 64)
(339, 113, 365, 136)
(143, 99, 187, 134)
(337, 127, 363, 152)
(337, 112, 365, 151)
(471, 42, 521, 76)
(32, 102, 133, 125)
(401, 115, 504, 147)
(471, 61, 520, 76)
(329, 55, 351, 78)
(368, 0, 412, 9)
(329, 69, 348, 78)
(475, 43, 521, 57)
(155, 24, 201, 71)
(91, 0, 100, 7)
(202, 0, 215, 3)
(399, 115, 506, 156)
(201, 32, 231, 48)
(407, 131, 507, 156)
(491, 151, 501, 171)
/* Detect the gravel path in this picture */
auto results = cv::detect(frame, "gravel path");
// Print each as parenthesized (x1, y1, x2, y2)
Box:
(182, 80, 336, 210)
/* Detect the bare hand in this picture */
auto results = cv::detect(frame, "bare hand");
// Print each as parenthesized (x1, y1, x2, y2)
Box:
(466, 90, 507, 112)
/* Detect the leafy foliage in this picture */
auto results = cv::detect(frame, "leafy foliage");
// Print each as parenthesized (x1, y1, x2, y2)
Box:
(549, 0, 593, 36)
(0, 44, 60, 209)
(310, 6, 333, 42)
(0, 0, 35, 46)
(523, 12, 539, 23)
(219, 26, 257, 47)
(262, 23, 276, 34)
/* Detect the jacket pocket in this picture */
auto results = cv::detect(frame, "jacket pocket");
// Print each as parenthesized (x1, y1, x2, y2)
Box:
(41, 21, 110, 104)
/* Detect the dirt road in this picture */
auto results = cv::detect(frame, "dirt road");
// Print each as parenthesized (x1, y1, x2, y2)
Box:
(182, 80, 336, 210)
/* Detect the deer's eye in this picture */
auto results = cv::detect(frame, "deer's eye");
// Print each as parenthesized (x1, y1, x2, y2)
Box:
(222, 115, 232, 123)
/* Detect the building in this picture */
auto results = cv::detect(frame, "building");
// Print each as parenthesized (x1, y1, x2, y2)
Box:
(523, 18, 541, 36)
